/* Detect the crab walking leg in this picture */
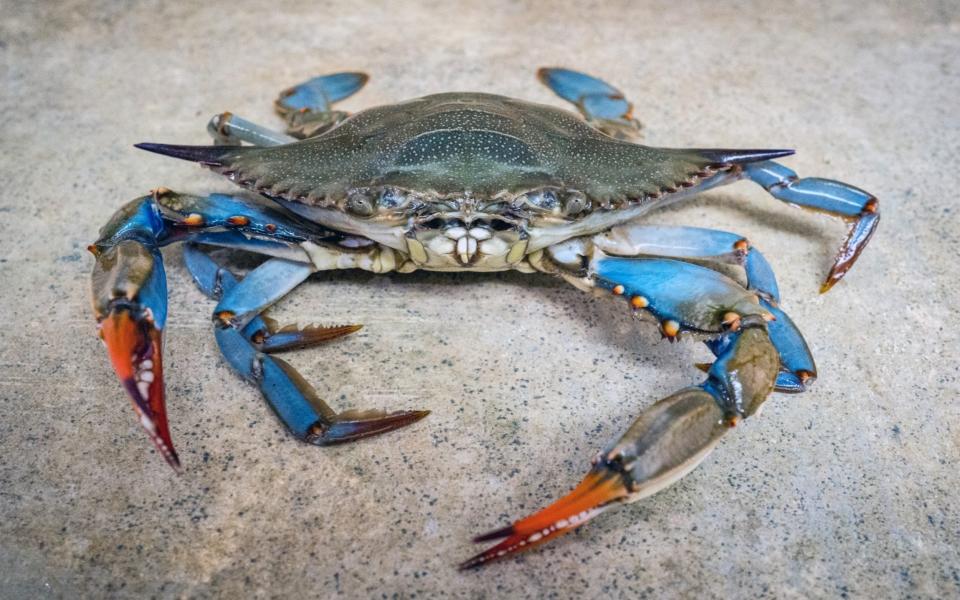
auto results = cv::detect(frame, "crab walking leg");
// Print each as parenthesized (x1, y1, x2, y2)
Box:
(593, 224, 816, 391)
(90, 190, 327, 468)
(594, 224, 781, 302)
(464, 253, 781, 568)
(183, 244, 429, 444)
(207, 113, 296, 147)
(182, 241, 362, 353)
(274, 71, 369, 139)
(211, 257, 316, 329)
(741, 160, 879, 292)
(536, 67, 642, 141)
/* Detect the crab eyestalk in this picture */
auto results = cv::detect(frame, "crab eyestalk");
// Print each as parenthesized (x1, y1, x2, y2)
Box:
(90, 196, 177, 468)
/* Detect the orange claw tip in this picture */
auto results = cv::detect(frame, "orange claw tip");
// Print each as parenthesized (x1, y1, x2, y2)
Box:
(460, 468, 629, 570)
(819, 278, 839, 294)
(100, 310, 179, 470)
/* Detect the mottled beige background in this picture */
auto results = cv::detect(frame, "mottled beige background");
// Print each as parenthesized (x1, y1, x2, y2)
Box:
(1, 0, 958, 597)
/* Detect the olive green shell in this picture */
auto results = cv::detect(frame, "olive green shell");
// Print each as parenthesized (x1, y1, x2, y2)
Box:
(204, 93, 725, 204)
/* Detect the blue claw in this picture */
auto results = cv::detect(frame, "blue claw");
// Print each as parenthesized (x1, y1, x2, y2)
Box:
(743, 160, 879, 292)
(275, 72, 369, 114)
(90, 196, 175, 467)
(594, 257, 772, 337)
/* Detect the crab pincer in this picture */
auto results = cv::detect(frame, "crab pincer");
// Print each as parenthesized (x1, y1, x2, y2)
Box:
(464, 322, 779, 569)
(89, 199, 178, 467)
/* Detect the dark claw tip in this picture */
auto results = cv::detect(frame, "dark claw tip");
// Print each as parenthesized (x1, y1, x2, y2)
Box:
(472, 525, 515, 543)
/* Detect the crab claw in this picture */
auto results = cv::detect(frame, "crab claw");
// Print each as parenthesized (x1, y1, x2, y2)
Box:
(90, 222, 178, 468)
(460, 465, 630, 569)
(99, 307, 178, 469)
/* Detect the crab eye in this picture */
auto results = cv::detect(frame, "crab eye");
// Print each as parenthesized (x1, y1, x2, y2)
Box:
(379, 188, 406, 210)
(345, 192, 375, 217)
(563, 192, 588, 216)
(520, 190, 589, 217)
(526, 190, 560, 211)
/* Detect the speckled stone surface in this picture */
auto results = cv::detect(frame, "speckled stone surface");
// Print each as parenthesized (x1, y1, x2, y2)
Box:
(1, 1, 958, 597)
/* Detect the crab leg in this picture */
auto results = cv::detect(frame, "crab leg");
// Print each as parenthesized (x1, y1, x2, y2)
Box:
(207, 112, 296, 147)
(464, 253, 781, 568)
(183, 245, 429, 444)
(594, 224, 780, 302)
(90, 202, 173, 466)
(274, 71, 369, 139)
(90, 190, 325, 467)
(593, 224, 816, 391)
(741, 161, 879, 292)
(537, 67, 642, 140)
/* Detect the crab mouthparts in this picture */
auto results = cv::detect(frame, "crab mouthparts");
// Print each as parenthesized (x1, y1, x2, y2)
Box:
(445, 226, 492, 264)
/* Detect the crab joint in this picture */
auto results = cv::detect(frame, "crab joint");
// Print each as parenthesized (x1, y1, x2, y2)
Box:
(612, 284, 625, 296)
(722, 312, 741, 331)
(733, 238, 749, 258)
(661, 319, 680, 339)
(227, 215, 250, 226)
(630, 295, 649, 310)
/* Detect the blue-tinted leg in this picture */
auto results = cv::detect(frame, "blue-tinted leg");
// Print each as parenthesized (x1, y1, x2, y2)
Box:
(591, 224, 815, 391)
(743, 160, 879, 292)
(594, 224, 780, 302)
(89, 189, 312, 469)
(211, 257, 315, 328)
(183, 245, 429, 445)
(207, 112, 296, 147)
(275, 72, 369, 114)
(537, 67, 642, 140)
(274, 71, 369, 139)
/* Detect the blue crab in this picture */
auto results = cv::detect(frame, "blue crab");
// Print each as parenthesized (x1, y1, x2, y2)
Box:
(89, 68, 879, 568)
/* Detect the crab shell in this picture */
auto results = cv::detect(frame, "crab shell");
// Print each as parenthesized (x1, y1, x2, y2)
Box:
(141, 93, 786, 270)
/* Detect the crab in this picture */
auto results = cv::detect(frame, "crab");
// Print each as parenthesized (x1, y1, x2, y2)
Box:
(89, 68, 879, 568)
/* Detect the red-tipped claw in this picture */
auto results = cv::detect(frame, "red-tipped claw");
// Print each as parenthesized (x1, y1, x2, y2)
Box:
(100, 309, 179, 469)
(460, 467, 630, 569)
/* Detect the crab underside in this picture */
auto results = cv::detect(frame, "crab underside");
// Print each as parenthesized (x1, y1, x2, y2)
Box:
(90, 68, 878, 568)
